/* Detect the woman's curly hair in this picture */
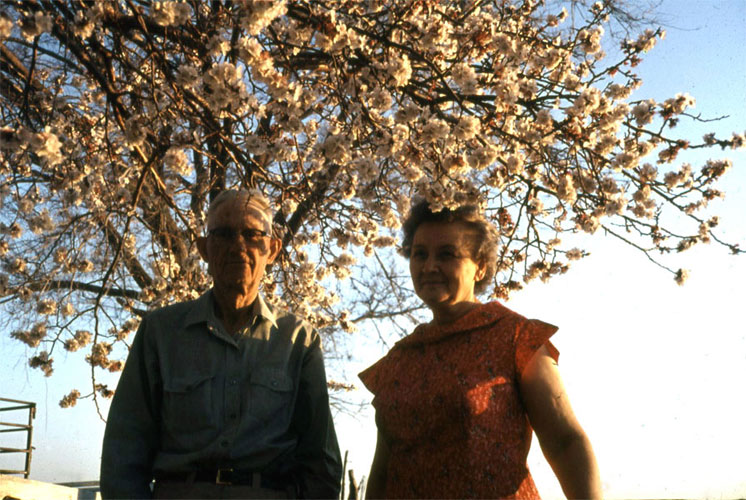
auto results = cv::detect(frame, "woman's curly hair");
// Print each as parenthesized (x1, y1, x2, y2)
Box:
(400, 199, 499, 294)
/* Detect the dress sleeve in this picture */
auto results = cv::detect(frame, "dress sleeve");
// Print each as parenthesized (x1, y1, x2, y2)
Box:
(358, 356, 385, 397)
(514, 318, 559, 376)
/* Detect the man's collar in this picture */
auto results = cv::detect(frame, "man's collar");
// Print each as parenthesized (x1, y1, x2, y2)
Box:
(184, 290, 214, 326)
(252, 292, 278, 329)
(184, 289, 278, 329)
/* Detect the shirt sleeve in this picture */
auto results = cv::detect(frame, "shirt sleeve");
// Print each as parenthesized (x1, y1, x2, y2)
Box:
(514, 318, 559, 376)
(100, 317, 161, 499)
(291, 329, 343, 499)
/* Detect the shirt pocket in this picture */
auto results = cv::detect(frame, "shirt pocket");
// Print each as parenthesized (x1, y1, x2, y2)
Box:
(248, 367, 294, 424)
(162, 372, 216, 434)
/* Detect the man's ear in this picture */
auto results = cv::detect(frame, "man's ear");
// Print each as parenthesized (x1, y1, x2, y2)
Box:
(196, 236, 208, 261)
(267, 237, 282, 264)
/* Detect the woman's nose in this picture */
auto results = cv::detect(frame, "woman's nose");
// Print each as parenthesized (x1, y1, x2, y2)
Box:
(422, 255, 438, 272)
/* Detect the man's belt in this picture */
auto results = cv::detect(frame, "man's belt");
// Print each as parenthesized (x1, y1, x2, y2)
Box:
(155, 468, 292, 489)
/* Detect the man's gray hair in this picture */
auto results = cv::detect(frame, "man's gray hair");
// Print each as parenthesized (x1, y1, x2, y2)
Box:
(206, 189, 274, 233)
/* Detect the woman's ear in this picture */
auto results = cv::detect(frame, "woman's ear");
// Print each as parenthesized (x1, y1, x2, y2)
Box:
(476, 259, 487, 281)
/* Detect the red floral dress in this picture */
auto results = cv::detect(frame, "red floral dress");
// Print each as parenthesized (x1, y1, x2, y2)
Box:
(359, 301, 559, 499)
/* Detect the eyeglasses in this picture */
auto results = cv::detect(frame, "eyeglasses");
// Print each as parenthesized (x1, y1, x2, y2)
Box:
(208, 226, 270, 243)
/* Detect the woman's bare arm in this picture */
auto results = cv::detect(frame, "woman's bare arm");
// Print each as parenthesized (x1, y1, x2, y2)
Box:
(365, 429, 390, 499)
(519, 344, 602, 499)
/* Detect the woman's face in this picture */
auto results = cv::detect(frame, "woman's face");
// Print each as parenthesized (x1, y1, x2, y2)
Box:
(409, 221, 486, 317)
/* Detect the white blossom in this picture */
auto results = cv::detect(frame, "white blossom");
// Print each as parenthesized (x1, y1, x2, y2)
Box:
(31, 128, 63, 166)
(443, 153, 469, 175)
(124, 115, 148, 146)
(367, 87, 393, 112)
(203, 63, 247, 113)
(0, 15, 12, 40)
(629, 29, 661, 53)
(206, 35, 229, 57)
(237, 37, 264, 62)
(579, 214, 600, 234)
(453, 115, 480, 141)
(164, 147, 191, 177)
(22, 12, 53, 41)
(506, 154, 524, 175)
(420, 119, 449, 144)
(395, 103, 421, 124)
(239, 0, 288, 36)
(468, 145, 497, 170)
(674, 268, 689, 286)
(28, 210, 55, 234)
(37, 299, 57, 315)
(61, 302, 76, 316)
(451, 62, 478, 94)
(151, 2, 192, 27)
(77, 259, 94, 273)
(578, 26, 604, 54)
(663, 93, 695, 115)
(320, 134, 351, 163)
(566, 248, 583, 260)
(387, 54, 412, 87)
(557, 174, 577, 204)
(8, 257, 26, 274)
(527, 197, 544, 215)
(632, 99, 656, 126)
(175, 65, 200, 89)
(663, 164, 692, 189)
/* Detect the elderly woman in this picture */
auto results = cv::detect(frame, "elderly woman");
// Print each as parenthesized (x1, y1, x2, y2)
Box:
(359, 200, 601, 499)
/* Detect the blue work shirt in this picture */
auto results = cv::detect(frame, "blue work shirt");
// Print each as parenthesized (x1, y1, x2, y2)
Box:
(100, 290, 342, 498)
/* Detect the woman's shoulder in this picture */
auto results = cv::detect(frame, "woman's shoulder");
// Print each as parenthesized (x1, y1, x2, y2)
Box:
(481, 301, 558, 333)
(480, 300, 523, 318)
(459, 300, 531, 334)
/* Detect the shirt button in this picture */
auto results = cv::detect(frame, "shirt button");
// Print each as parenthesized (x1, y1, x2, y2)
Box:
(271, 380, 278, 388)
(230, 379, 238, 386)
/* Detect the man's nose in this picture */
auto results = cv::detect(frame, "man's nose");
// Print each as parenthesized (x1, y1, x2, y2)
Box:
(224, 232, 251, 251)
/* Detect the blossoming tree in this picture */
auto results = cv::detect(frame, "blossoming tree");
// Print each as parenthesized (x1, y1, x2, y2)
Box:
(0, 0, 742, 412)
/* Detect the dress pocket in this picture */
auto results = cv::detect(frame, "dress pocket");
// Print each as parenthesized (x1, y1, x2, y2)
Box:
(465, 375, 510, 416)
(163, 372, 215, 433)
(248, 367, 293, 423)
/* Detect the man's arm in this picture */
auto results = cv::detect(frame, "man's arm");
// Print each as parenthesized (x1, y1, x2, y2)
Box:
(100, 319, 161, 499)
(291, 332, 343, 499)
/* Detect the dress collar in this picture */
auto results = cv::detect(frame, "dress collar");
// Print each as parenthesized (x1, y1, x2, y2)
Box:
(396, 301, 508, 347)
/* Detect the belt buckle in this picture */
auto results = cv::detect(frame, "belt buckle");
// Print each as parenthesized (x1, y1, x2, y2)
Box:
(216, 468, 233, 485)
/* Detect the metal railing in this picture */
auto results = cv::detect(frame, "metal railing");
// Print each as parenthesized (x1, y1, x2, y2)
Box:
(0, 396, 36, 478)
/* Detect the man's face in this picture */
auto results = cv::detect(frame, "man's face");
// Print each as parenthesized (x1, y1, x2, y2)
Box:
(197, 196, 280, 305)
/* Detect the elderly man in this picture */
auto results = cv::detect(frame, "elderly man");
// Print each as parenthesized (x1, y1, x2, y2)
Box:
(101, 189, 342, 499)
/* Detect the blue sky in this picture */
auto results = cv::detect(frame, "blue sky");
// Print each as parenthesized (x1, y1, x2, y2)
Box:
(1, 1, 745, 498)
